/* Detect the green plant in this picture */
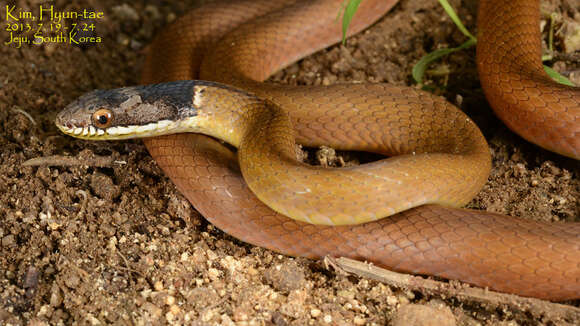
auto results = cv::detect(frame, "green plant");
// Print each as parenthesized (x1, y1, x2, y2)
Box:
(340, 0, 574, 86)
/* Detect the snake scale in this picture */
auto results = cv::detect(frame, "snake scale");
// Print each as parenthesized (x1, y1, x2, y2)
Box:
(56, 0, 579, 300)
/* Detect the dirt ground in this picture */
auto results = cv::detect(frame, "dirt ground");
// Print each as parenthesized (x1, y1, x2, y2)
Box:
(0, 0, 579, 325)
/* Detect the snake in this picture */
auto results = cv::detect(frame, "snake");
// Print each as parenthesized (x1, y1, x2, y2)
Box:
(55, 0, 579, 300)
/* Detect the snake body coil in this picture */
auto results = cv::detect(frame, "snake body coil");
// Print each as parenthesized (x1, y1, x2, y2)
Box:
(57, 0, 579, 300)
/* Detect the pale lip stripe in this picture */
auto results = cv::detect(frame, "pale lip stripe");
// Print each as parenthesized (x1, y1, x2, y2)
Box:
(57, 119, 187, 139)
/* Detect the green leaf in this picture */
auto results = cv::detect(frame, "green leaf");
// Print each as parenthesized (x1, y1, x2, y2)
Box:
(343, 0, 573, 88)
(543, 66, 575, 86)
(412, 39, 475, 84)
(412, 0, 477, 85)
(341, 0, 363, 45)
(437, 0, 476, 40)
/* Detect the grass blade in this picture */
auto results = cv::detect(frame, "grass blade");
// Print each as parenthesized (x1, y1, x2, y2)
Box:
(543, 66, 575, 86)
(437, 0, 476, 40)
(412, 39, 475, 84)
(341, 0, 363, 45)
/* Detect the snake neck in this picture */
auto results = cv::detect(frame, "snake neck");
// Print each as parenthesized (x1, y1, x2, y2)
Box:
(188, 83, 295, 151)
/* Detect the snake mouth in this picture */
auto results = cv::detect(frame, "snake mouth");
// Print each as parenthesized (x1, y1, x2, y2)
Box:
(57, 124, 107, 139)
(56, 119, 189, 140)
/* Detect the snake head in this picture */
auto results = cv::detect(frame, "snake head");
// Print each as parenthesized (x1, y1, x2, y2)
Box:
(56, 80, 201, 140)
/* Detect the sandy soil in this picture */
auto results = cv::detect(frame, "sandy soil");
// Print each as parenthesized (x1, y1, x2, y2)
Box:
(0, 0, 578, 325)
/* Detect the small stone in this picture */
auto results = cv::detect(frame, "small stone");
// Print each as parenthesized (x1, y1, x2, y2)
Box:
(86, 313, 102, 325)
(90, 173, 120, 201)
(2, 234, 15, 247)
(558, 197, 567, 205)
(64, 274, 80, 288)
(271, 311, 288, 326)
(393, 304, 455, 326)
(111, 4, 139, 21)
(208, 268, 220, 281)
(354, 316, 366, 325)
(279, 290, 307, 318)
(263, 261, 305, 292)
(323, 315, 332, 323)
(386, 295, 398, 306)
(337, 289, 355, 300)
(49, 285, 63, 307)
(142, 302, 162, 320)
(201, 309, 215, 322)
(562, 20, 580, 53)
(233, 306, 249, 321)
(28, 318, 49, 326)
(310, 308, 321, 317)
(220, 313, 235, 326)
(169, 305, 181, 315)
(37, 305, 51, 317)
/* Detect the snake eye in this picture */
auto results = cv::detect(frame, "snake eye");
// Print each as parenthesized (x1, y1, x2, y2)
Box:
(92, 108, 113, 129)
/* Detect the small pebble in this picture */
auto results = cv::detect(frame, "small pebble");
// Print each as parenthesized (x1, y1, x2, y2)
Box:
(111, 4, 139, 21)
(393, 303, 455, 326)
(169, 305, 180, 315)
(64, 274, 80, 288)
(2, 235, 15, 247)
(386, 295, 398, 306)
(354, 316, 366, 325)
(310, 308, 321, 317)
(263, 261, 305, 292)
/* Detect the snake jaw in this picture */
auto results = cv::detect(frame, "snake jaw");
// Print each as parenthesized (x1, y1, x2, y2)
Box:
(56, 123, 105, 139)
(56, 117, 197, 140)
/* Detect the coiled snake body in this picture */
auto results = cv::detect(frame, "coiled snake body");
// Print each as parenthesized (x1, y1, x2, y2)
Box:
(57, 0, 579, 300)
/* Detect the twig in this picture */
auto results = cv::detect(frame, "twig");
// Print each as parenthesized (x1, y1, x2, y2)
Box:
(324, 257, 580, 322)
(22, 155, 123, 167)
(550, 50, 580, 63)
(116, 249, 145, 279)
(12, 108, 37, 126)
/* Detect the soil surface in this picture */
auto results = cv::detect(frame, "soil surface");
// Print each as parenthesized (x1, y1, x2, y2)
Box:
(1, 0, 579, 325)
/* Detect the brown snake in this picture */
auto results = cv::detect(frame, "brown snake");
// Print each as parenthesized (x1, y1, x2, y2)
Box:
(58, 0, 579, 300)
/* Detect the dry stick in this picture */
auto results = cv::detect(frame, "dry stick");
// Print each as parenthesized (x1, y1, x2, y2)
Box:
(12, 108, 37, 126)
(22, 155, 122, 167)
(324, 257, 580, 321)
(551, 52, 580, 63)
